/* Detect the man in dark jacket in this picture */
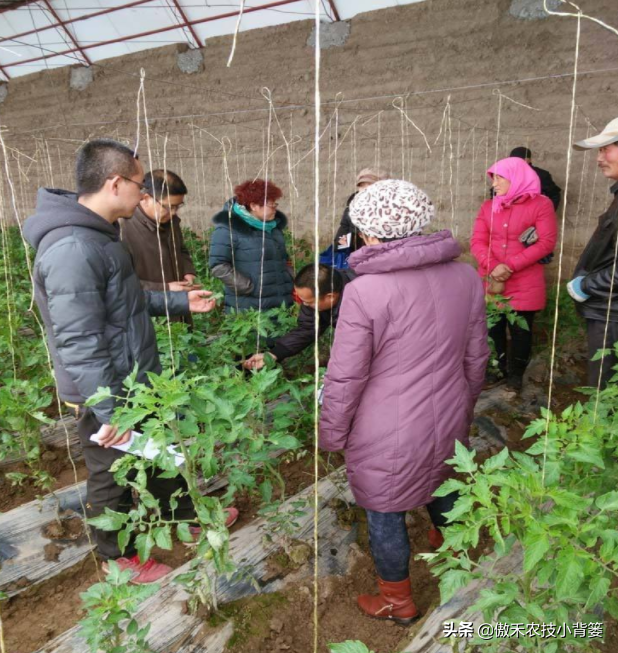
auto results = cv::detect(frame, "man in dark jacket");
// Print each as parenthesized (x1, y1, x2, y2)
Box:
(510, 147, 562, 211)
(243, 264, 353, 370)
(567, 117, 618, 387)
(120, 169, 197, 292)
(120, 169, 197, 326)
(23, 139, 217, 582)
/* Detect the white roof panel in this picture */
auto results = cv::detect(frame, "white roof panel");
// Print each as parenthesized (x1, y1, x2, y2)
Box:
(0, 0, 428, 79)
(53, 0, 146, 22)
(86, 27, 190, 60)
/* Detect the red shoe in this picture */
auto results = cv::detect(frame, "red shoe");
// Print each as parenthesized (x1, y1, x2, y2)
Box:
(102, 554, 172, 584)
(187, 507, 240, 545)
(223, 507, 239, 528)
(357, 577, 420, 625)
(428, 527, 444, 549)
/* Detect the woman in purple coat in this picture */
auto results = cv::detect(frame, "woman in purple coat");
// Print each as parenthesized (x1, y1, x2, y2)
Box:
(319, 180, 489, 624)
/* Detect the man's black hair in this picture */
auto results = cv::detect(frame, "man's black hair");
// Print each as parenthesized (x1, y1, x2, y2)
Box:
(75, 139, 139, 196)
(510, 146, 532, 160)
(144, 169, 188, 199)
(294, 263, 343, 297)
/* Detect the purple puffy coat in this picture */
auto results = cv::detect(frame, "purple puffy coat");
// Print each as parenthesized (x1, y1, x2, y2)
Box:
(319, 230, 489, 513)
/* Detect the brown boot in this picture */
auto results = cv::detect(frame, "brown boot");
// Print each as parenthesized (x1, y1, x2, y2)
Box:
(357, 577, 420, 625)
(428, 527, 444, 549)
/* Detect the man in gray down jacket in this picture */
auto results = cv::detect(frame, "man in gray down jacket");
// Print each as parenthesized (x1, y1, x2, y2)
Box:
(568, 117, 618, 388)
(23, 139, 217, 583)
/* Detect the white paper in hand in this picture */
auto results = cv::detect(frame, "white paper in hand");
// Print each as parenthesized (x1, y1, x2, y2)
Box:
(90, 428, 185, 467)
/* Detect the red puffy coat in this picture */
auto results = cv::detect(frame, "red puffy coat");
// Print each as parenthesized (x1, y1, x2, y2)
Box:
(470, 195, 558, 311)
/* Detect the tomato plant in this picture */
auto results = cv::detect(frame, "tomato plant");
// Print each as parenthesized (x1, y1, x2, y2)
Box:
(424, 361, 618, 652)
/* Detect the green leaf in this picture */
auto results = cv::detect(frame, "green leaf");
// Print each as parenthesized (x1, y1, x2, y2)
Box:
(536, 559, 555, 587)
(551, 490, 592, 511)
(446, 441, 477, 474)
(154, 526, 173, 551)
(472, 476, 493, 507)
(439, 569, 474, 604)
(525, 439, 548, 456)
(177, 523, 194, 543)
(87, 508, 130, 532)
(591, 347, 612, 362)
(586, 576, 611, 609)
(269, 434, 301, 450)
(85, 385, 113, 406)
(555, 547, 584, 600)
(526, 602, 546, 622)
(260, 480, 273, 504)
(117, 527, 132, 555)
(604, 595, 618, 619)
(596, 491, 618, 511)
(482, 447, 510, 473)
(472, 587, 517, 613)
(512, 451, 538, 473)
(432, 478, 468, 498)
(498, 603, 528, 624)
(135, 532, 155, 564)
(207, 529, 226, 551)
(443, 495, 475, 523)
(523, 529, 551, 573)
(567, 443, 605, 469)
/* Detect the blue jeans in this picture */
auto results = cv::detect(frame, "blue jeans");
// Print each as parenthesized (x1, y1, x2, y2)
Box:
(365, 492, 459, 582)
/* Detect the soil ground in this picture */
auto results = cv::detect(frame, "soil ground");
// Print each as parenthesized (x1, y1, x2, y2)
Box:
(0, 448, 88, 513)
(1, 449, 343, 652)
(3, 329, 616, 653)
(203, 507, 481, 653)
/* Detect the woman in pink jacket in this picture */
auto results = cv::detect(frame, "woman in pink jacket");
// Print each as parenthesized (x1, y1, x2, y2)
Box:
(471, 157, 558, 390)
(319, 180, 489, 625)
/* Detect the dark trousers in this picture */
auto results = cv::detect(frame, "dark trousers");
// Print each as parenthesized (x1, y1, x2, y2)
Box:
(76, 407, 195, 561)
(586, 319, 618, 389)
(365, 492, 459, 582)
(489, 311, 536, 378)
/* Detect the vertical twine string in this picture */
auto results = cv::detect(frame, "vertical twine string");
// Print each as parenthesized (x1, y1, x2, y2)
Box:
(312, 1, 321, 650)
(541, 10, 581, 485)
(255, 91, 274, 354)
(593, 223, 618, 420)
(454, 119, 462, 237)
(0, 164, 17, 380)
(138, 69, 176, 372)
(484, 92, 503, 304)
(329, 104, 339, 341)
(568, 118, 590, 265)
(264, 91, 300, 270)
(227, 0, 246, 68)
(446, 98, 455, 233)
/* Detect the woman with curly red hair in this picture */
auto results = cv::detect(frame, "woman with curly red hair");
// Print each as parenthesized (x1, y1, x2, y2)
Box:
(209, 179, 294, 312)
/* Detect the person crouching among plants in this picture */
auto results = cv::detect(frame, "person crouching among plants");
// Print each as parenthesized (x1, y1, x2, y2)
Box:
(242, 263, 355, 371)
(319, 179, 489, 624)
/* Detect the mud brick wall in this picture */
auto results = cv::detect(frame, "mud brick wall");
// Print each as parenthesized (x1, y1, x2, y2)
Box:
(1, 0, 617, 275)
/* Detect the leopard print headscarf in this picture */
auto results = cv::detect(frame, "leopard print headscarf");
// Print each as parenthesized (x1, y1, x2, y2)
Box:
(349, 179, 435, 239)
